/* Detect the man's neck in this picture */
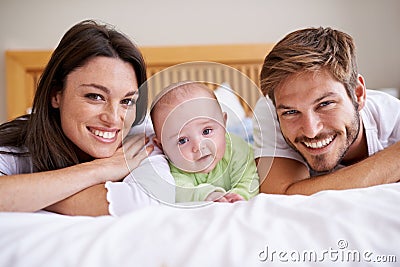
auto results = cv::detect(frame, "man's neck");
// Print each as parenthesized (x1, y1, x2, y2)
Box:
(341, 120, 368, 166)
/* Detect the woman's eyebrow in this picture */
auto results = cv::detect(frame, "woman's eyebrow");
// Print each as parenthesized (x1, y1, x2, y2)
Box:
(80, 83, 138, 97)
(125, 90, 139, 98)
(80, 83, 110, 94)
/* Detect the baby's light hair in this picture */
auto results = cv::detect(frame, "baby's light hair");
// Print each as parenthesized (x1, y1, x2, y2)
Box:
(150, 81, 217, 111)
(150, 81, 220, 126)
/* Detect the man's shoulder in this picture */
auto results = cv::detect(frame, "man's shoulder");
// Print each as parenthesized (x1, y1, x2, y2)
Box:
(363, 89, 400, 150)
(365, 89, 400, 106)
(364, 89, 400, 120)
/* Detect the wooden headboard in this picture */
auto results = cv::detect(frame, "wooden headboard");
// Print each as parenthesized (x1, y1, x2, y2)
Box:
(5, 43, 274, 120)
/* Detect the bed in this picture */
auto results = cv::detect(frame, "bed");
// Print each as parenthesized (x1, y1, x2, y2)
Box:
(2, 44, 400, 267)
(1, 183, 399, 266)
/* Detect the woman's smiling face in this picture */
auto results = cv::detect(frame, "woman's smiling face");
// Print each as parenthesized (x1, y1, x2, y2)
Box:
(51, 56, 139, 159)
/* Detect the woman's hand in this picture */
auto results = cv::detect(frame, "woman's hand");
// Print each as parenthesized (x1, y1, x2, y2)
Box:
(88, 134, 154, 183)
(43, 134, 154, 215)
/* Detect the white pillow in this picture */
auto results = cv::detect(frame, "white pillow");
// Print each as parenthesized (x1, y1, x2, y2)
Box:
(214, 82, 246, 130)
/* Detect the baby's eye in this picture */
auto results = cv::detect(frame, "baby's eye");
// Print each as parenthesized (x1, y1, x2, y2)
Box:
(178, 137, 189, 145)
(203, 128, 212, 135)
(85, 93, 104, 101)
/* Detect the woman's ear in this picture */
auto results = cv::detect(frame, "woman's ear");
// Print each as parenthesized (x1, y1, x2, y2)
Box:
(51, 91, 62, 108)
(354, 74, 367, 111)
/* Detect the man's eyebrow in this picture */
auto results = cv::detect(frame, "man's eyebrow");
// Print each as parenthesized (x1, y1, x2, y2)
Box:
(276, 104, 293, 110)
(276, 92, 338, 110)
(313, 92, 337, 104)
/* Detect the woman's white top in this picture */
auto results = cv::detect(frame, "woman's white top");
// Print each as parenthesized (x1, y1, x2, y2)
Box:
(0, 117, 175, 216)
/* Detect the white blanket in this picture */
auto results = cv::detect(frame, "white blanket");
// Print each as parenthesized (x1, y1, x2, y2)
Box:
(1, 183, 399, 267)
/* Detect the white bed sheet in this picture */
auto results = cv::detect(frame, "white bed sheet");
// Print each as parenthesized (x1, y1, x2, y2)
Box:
(1, 183, 399, 267)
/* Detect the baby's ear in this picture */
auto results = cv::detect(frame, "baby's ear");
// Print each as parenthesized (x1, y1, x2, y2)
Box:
(152, 136, 163, 150)
(223, 112, 228, 127)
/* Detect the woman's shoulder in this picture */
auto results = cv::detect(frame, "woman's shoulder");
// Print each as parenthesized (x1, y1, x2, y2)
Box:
(0, 145, 29, 154)
(0, 146, 32, 175)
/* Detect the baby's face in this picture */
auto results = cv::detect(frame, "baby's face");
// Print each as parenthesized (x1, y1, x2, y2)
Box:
(156, 96, 227, 173)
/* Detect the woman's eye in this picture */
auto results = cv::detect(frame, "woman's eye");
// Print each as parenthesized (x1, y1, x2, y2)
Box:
(85, 93, 104, 101)
(203, 128, 212, 135)
(178, 137, 189, 145)
(121, 98, 136, 106)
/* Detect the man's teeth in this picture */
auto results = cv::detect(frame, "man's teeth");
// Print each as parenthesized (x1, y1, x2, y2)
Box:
(93, 130, 116, 139)
(304, 136, 334, 149)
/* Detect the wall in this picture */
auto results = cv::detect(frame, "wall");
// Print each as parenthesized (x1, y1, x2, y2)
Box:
(1, 0, 399, 123)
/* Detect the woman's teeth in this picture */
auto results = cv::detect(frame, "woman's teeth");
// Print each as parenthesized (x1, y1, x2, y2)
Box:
(92, 129, 116, 139)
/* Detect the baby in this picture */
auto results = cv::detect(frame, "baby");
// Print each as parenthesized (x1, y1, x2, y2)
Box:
(150, 81, 259, 203)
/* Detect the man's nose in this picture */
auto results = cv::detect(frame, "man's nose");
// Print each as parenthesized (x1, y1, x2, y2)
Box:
(300, 112, 323, 138)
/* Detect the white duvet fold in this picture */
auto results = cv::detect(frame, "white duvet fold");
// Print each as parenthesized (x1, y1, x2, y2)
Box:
(1, 183, 399, 267)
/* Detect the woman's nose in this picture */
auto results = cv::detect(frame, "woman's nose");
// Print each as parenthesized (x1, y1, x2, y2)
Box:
(100, 103, 122, 124)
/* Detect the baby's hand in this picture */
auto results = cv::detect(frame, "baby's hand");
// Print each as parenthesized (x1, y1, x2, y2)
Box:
(206, 191, 244, 203)
(223, 193, 245, 203)
(205, 191, 226, 202)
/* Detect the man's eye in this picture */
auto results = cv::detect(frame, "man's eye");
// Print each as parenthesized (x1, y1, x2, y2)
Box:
(282, 110, 298, 116)
(319, 101, 333, 108)
(85, 93, 103, 101)
(178, 137, 189, 145)
(203, 128, 212, 135)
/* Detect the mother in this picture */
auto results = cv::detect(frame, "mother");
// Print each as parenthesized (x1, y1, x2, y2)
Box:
(0, 20, 174, 216)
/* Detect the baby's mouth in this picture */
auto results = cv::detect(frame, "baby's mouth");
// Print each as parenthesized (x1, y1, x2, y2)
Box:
(197, 154, 212, 162)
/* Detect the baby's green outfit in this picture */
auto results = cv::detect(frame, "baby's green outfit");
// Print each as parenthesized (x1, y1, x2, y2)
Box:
(170, 133, 260, 202)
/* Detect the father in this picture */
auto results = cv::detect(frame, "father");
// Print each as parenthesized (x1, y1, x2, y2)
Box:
(253, 27, 400, 195)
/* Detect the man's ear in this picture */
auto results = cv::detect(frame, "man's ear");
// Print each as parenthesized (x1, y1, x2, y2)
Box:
(354, 74, 367, 111)
(51, 90, 62, 108)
